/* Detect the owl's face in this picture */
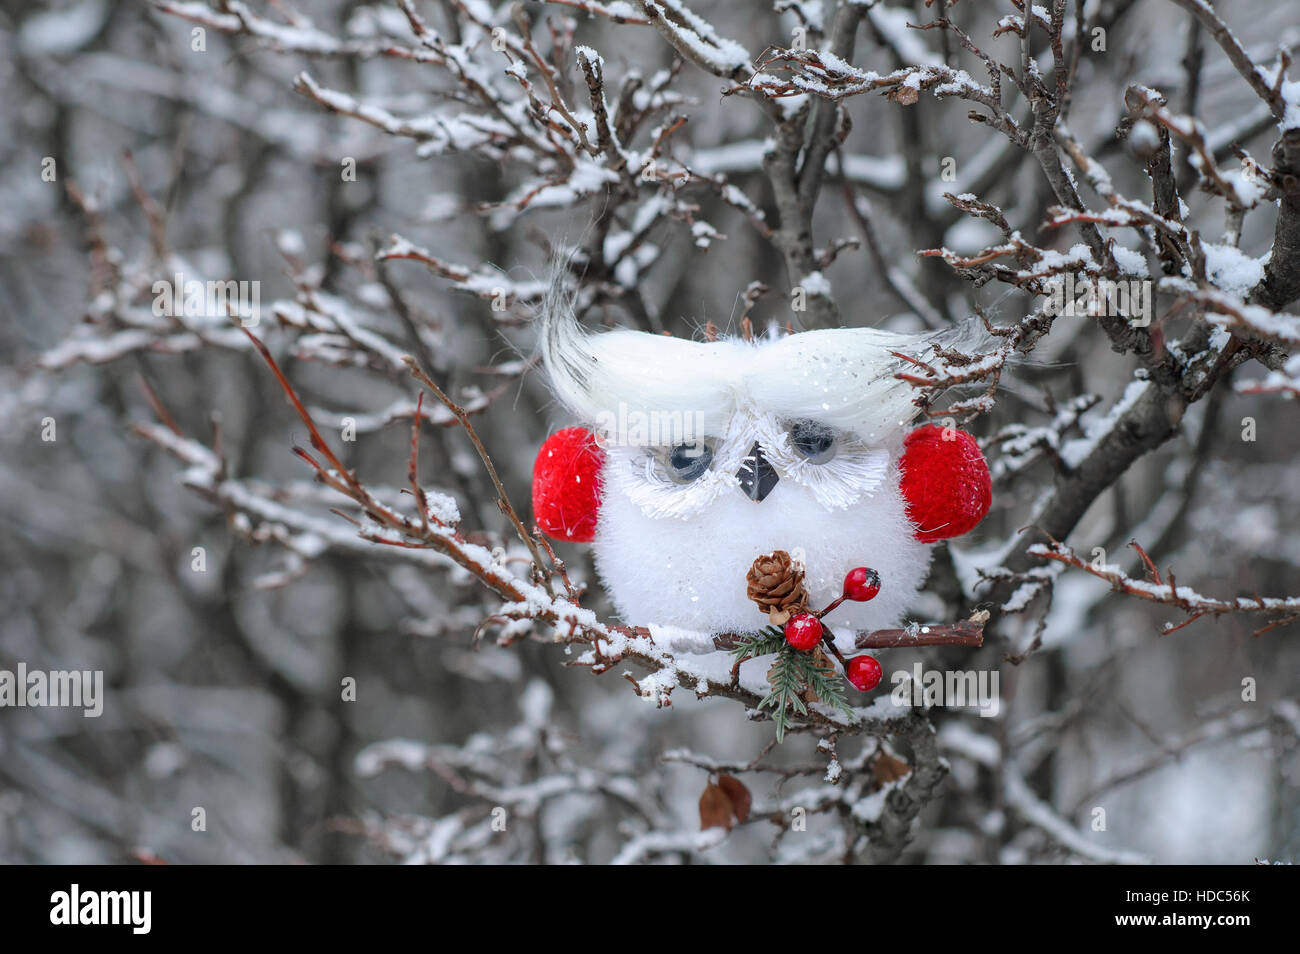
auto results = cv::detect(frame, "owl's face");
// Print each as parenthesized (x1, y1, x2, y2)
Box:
(591, 401, 931, 635)
(600, 404, 893, 520)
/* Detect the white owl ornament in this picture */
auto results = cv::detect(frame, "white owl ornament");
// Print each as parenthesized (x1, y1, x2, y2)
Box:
(531, 303, 992, 639)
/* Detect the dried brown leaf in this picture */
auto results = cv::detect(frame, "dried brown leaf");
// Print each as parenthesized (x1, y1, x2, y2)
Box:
(717, 774, 751, 823)
(699, 782, 734, 830)
(872, 751, 911, 787)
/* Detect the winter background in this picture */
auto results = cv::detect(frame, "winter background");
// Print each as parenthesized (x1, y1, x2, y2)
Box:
(0, 0, 1297, 864)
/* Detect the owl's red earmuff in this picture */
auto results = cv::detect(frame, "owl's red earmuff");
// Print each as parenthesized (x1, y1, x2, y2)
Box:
(898, 424, 992, 542)
(532, 427, 604, 543)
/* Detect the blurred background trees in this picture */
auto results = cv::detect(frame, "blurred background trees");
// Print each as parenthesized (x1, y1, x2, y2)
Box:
(1, 0, 1297, 863)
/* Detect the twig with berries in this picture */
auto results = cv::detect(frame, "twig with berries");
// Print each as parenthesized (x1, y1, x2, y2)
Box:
(733, 551, 895, 741)
(784, 567, 885, 688)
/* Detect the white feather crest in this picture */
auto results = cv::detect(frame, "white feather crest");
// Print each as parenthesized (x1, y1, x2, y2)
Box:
(539, 290, 954, 443)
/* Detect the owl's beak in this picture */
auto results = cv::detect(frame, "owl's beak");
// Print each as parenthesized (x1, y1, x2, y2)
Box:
(736, 441, 779, 502)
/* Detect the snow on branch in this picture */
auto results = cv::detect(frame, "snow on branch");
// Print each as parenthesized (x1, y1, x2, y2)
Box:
(747, 46, 1000, 113)
(544, 0, 649, 26)
(1027, 535, 1300, 637)
(890, 305, 1059, 423)
(1002, 767, 1151, 865)
(639, 0, 754, 81)
(351, 680, 667, 863)
(153, 0, 444, 60)
(989, 394, 1102, 481)
(1177, 289, 1300, 348)
(377, 235, 549, 316)
(1238, 354, 1300, 399)
(1167, 0, 1293, 119)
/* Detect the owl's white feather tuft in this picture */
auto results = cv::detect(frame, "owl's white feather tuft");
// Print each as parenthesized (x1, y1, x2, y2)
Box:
(538, 286, 962, 443)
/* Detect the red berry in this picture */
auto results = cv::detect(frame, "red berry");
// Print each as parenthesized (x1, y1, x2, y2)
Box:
(784, 613, 823, 651)
(843, 566, 881, 602)
(846, 655, 883, 692)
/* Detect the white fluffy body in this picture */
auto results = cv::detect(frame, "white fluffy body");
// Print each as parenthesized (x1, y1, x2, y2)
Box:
(592, 444, 932, 634)
(540, 293, 952, 634)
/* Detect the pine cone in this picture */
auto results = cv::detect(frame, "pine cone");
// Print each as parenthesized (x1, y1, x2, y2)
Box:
(746, 550, 809, 621)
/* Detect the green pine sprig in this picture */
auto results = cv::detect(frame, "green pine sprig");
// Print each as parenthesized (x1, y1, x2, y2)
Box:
(728, 625, 786, 662)
(760, 646, 809, 742)
(731, 626, 856, 742)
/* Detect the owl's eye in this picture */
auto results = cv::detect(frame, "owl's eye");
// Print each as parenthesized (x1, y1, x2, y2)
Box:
(789, 420, 837, 464)
(664, 441, 713, 483)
